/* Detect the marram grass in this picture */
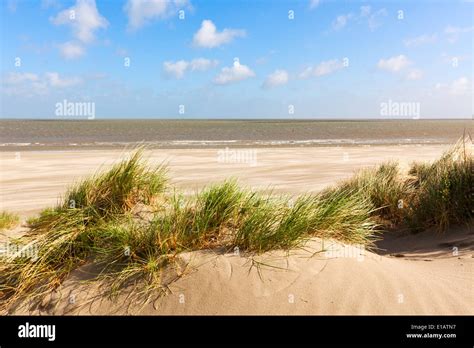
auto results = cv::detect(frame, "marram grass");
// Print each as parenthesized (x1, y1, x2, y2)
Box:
(323, 161, 414, 227)
(0, 150, 168, 310)
(406, 136, 472, 232)
(0, 138, 472, 310)
(0, 211, 20, 230)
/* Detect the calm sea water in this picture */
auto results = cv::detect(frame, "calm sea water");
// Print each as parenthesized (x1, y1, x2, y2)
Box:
(0, 119, 471, 150)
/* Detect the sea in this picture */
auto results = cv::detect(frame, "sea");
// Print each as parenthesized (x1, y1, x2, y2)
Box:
(0, 119, 471, 151)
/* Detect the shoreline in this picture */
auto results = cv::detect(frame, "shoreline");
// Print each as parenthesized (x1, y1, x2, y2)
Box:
(0, 139, 460, 152)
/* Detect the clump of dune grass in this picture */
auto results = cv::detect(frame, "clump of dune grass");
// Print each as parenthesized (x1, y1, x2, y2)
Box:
(0, 212, 92, 308)
(0, 150, 168, 310)
(82, 216, 179, 302)
(0, 211, 20, 230)
(234, 191, 378, 252)
(29, 149, 167, 232)
(233, 195, 288, 252)
(309, 189, 379, 244)
(324, 162, 414, 227)
(323, 136, 472, 232)
(182, 180, 249, 248)
(406, 136, 472, 232)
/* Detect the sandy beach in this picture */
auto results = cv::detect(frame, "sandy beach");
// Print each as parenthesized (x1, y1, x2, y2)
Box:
(1, 144, 472, 315)
(0, 144, 451, 217)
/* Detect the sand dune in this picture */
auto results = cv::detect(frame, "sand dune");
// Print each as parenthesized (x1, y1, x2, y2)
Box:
(1, 144, 472, 315)
(150, 227, 474, 315)
(7, 226, 472, 315)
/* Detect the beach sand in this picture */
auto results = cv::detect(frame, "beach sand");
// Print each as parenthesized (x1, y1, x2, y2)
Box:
(1, 144, 472, 315)
(0, 144, 451, 217)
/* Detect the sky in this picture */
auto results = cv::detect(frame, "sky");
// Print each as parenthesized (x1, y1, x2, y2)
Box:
(0, 0, 473, 119)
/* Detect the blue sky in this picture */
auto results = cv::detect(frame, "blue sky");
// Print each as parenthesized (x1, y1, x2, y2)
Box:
(1, 0, 472, 119)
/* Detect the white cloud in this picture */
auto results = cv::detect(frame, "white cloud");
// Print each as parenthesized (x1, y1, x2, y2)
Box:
(449, 77, 470, 95)
(45, 72, 82, 87)
(440, 53, 469, 66)
(367, 8, 387, 31)
(377, 55, 411, 73)
(359, 5, 371, 17)
(404, 34, 437, 47)
(445, 25, 474, 43)
(2, 72, 82, 97)
(2, 72, 48, 97)
(299, 59, 345, 79)
(3, 72, 39, 84)
(163, 58, 218, 79)
(309, 0, 320, 10)
(193, 20, 245, 48)
(214, 60, 255, 85)
(124, 0, 190, 30)
(332, 6, 386, 32)
(51, 0, 108, 43)
(332, 13, 353, 31)
(263, 69, 289, 89)
(406, 69, 423, 81)
(58, 41, 85, 59)
(435, 77, 470, 95)
(314, 60, 344, 76)
(163, 60, 189, 79)
(378, 55, 423, 81)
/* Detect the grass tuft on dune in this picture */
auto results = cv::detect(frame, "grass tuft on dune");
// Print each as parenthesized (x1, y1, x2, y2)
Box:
(0, 138, 472, 310)
(0, 150, 168, 309)
(406, 136, 472, 232)
(0, 211, 20, 231)
(324, 136, 472, 232)
(323, 161, 413, 227)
